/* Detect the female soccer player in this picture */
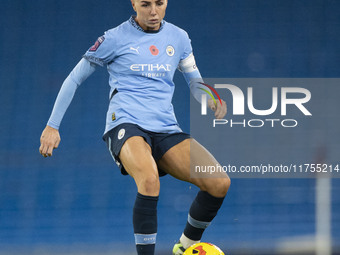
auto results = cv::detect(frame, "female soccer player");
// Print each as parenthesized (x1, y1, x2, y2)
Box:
(39, 0, 230, 254)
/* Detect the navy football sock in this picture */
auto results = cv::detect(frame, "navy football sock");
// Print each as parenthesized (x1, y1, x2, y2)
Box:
(184, 191, 225, 241)
(133, 193, 158, 255)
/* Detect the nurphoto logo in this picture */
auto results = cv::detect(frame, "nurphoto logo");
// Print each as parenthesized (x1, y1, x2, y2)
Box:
(200, 83, 312, 128)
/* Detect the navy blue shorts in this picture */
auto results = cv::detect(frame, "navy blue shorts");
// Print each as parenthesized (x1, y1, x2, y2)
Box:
(103, 123, 191, 176)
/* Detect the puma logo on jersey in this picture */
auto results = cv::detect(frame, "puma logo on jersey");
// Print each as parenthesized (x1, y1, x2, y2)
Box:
(130, 46, 140, 54)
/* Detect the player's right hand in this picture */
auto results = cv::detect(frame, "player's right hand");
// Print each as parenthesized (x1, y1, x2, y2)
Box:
(39, 125, 61, 157)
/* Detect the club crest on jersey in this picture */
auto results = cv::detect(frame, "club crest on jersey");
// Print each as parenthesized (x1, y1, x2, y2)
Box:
(149, 45, 159, 56)
(89, 36, 105, 52)
(166, 45, 175, 56)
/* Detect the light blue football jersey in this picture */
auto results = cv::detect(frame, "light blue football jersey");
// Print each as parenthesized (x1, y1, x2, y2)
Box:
(83, 16, 193, 134)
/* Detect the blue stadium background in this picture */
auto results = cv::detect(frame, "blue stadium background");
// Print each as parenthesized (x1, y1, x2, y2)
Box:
(1, 0, 340, 254)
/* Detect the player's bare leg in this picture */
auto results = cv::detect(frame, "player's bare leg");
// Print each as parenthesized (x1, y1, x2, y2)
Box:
(157, 138, 230, 196)
(157, 138, 230, 254)
(120, 136, 160, 196)
(119, 136, 160, 255)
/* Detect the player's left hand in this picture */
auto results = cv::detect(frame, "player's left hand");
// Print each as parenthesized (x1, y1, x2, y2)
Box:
(208, 98, 227, 119)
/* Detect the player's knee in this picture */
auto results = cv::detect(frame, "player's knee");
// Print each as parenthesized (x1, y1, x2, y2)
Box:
(206, 177, 230, 198)
(138, 174, 160, 196)
(219, 177, 231, 196)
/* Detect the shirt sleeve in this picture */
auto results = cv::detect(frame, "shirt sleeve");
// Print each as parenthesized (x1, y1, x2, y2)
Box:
(47, 58, 96, 129)
(178, 53, 211, 103)
(83, 31, 116, 67)
(180, 31, 193, 60)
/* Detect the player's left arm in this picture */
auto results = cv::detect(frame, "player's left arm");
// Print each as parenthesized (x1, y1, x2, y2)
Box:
(178, 53, 227, 119)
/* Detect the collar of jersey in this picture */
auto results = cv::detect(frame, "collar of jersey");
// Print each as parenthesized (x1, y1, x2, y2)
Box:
(129, 15, 165, 33)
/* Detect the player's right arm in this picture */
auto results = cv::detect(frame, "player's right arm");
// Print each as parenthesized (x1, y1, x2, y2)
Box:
(40, 31, 116, 157)
(39, 58, 96, 157)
